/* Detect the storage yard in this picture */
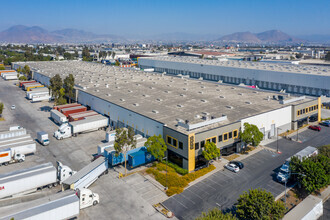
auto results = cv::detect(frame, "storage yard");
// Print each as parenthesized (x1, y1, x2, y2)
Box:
(12, 61, 321, 172)
(0, 78, 166, 220)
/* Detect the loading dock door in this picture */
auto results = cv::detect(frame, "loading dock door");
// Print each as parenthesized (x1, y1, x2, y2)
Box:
(270, 124, 275, 137)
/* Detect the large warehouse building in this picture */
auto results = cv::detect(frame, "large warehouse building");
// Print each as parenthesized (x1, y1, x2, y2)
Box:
(138, 56, 330, 97)
(13, 61, 321, 172)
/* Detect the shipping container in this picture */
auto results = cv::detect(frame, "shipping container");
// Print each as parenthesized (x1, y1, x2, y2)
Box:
(26, 84, 44, 91)
(19, 80, 36, 87)
(61, 106, 87, 117)
(23, 83, 42, 90)
(68, 110, 98, 122)
(54, 103, 81, 111)
(128, 149, 154, 168)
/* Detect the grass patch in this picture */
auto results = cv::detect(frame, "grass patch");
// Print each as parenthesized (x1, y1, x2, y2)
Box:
(223, 154, 240, 161)
(146, 164, 216, 196)
(321, 117, 330, 121)
(0, 117, 5, 121)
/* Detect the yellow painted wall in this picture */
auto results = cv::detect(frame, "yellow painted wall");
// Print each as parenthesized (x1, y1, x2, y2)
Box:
(318, 97, 321, 122)
(188, 133, 195, 172)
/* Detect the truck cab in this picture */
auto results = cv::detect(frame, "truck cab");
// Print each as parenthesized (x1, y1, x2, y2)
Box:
(54, 124, 72, 140)
(77, 188, 99, 209)
(14, 153, 25, 163)
(57, 161, 76, 184)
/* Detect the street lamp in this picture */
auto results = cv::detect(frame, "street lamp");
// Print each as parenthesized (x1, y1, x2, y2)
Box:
(284, 172, 306, 209)
(276, 127, 282, 153)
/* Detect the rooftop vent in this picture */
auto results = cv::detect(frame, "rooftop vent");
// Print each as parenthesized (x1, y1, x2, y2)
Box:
(128, 90, 133, 93)
(231, 87, 235, 90)
(165, 90, 171, 93)
(183, 88, 188, 91)
(201, 99, 208, 103)
(219, 96, 225, 98)
(143, 94, 150, 97)
(245, 101, 252, 104)
(226, 105, 234, 109)
(180, 94, 186, 97)
(95, 89, 99, 92)
(199, 91, 203, 94)
(133, 103, 139, 106)
(120, 98, 125, 102)
(152, 110, 159, 114)
(238, 93, 243, 95)
(177, 104, 184, 108)
(107, 94, 111, 96)
(156, 98, 163, 102)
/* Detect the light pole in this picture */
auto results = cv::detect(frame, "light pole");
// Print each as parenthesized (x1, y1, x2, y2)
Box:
(164, 150, 168, 191)
(277, 127, 282, 153)
(284, 172, 306, 209)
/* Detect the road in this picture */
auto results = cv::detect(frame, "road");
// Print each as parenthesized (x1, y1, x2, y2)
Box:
(163, 126, 330, 219)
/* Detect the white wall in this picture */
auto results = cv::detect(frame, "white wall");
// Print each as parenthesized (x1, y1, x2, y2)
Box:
(78, 91, 163, 137)
(241, 106, 292, 138)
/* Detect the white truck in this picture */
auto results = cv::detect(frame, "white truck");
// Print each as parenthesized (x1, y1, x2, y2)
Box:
(27, 90, 49, 100)
(62, 156, 108, 191)
(9, 126, 24, 131)
(0, 188, 99, 220)
(50, 109, 68, 125)
(0, 148, 25, 166)
(0, 162, 76, 199)
(37, 131, 49, 146)
(54, 115, 108, 140)
(0, 141, 36, 156)
(0, 128, 27, 139)
(277, 146, 318, 183)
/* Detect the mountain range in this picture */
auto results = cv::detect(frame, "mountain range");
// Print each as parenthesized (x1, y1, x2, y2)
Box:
(218, 30, 303, 43)
(0, 25, 326, 44)
(0, 25, 123, 43)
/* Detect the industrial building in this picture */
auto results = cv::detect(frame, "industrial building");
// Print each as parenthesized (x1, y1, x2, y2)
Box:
(13, 61, 321, 172)
(138, 56, 330, 97)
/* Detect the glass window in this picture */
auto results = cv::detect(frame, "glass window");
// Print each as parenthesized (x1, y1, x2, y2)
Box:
(201, 141, 205, 148)
(223, 133, 228, 141)
(173, 139, 177, 147)
(218, 135, 222, 142)
(229, 132, 232, 139)
(297, 110, 300, 116)
(195, 142, 199, 150)
(302, 109, 305, 114)
(179, 141, 183, 149)
(212, 137, 216, 143)
(233, 130, 238, 138)
(167, 136, 172, 145)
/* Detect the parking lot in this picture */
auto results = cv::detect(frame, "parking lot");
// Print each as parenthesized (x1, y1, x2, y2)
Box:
(163, 128, 330, 219)
(0, 79, 166, 219)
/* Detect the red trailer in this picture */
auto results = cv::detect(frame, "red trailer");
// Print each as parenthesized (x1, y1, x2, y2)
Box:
(53, 103, 81, 111)
(68, 110, 99, 122)
(61, 106, 87, 117)
(19, 80, 36, 88)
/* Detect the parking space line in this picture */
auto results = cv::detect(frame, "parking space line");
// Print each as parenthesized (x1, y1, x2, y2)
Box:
(171, 196, 189, 209)
(180, 193, 196, 205)
(186, 188, 204, 200)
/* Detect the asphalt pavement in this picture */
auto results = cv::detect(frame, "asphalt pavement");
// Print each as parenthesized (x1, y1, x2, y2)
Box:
(163, 126, 330, 219)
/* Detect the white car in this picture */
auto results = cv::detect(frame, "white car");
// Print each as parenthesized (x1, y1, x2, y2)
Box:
(11, 105, 16, 110)
(225, 163, 240, 173)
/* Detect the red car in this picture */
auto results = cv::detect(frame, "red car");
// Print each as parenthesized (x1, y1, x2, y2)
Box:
(309, 125, 321, 131)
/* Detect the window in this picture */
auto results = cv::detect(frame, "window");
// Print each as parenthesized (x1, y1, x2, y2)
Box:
(173, 139, 177, 148)
(212, 137, 216, 143)
(167, 136, 172, 145)
(300, 110, 303, 115)
(201, 141, 205, 148)
(316, 105, 318, 109)
(302, 109, 305, 114)
(233, 129, 238, 138)
(305, 108, 309, 113)
(297, 110, 300, 116)
(195, 142, 199, 150)
(179, 141, 183, 149)
(229, 132, 233, 139)
(309, 107, 312, 112)
(223, 132, 228, 142)
(218, 135, 222, 142)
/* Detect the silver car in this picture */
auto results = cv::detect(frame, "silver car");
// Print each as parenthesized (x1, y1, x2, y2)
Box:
(225, 163, 240, 173)
(11, 105, 16, 110)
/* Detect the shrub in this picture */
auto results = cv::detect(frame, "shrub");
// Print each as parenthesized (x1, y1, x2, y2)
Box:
(183, 165, 216, 182)
(160, 161, 188, 175)
(166, 187, 183, 196)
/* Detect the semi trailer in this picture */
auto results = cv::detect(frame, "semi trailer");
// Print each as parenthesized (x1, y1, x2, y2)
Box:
(0, 141, 36, 156)
(68, 110, 99, 122)
(61, 106, 87, 117)
(0, 148, 25, 166)
(19, 80, 36, 87)
(54, 115, 108, 140)
(0, 162, 76, 199)
(0, 188, 99, 220)
(0, 128, 27, 139)
(31, 94, 51, 102)
(0, 134, 31, 145)
(53, 103, 81, 111)
(50, 109, 68, 125)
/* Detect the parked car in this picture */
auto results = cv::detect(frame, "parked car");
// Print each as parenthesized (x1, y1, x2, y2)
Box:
(229, 161, 244, 169)
(319, 121, 330, 127)
(308, 125, 321, 131)
(225, 163, 239, 173)
(11, 105, 16, 110)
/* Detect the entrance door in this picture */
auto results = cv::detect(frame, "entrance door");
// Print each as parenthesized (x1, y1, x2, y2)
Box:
(260, 127, 265, 140)
(270, 124, 276, 137)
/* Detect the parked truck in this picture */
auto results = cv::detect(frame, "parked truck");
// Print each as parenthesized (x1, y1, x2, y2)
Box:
(277, 146, 318, 183)
(0, 188, 99, 220)
(31, 94, 51, 102)
(61, 106, 87, 117)
(0, 141, 36, 155)
(68, 110, 99, 122)
(19, 80, 36, 88)
(0, 148, 25, 166)
(0, 128, 27, 139)
(50, 109, 68, 125)
(0, 162, 76, 199)
(37, 131, 49, 146)
(54, 103, 81, 111)
(27, 90, 49, 99)
(54, 115, 108, 140)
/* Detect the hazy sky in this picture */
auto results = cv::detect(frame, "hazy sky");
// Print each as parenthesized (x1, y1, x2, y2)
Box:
(1, 0, 329, 36)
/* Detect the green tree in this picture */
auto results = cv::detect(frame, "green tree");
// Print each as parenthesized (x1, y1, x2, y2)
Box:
(325, 52, 330, 61)
(145, 135, 167, 161)
(64, 74, 75, 103)
(0, 102, 4, 117)
(16, 66, 22, 73)
(196, 208, 237, 220)
(49, 74, 63, 105)
(0, 65, 5, 70)
(115, 60, 120, 66)
(63, 52, 73, 60)
(240, 123, 263, 147)
(19, 76, 27, 81)
(318, 145, 330, 158)
(290, 154, 330, 193)
(114, 127, 137, 176)
(236, 188, 285, 220)
(202, 141, 220, 165)
(82, 47, 90, 60)
(23, 65, 31, 78)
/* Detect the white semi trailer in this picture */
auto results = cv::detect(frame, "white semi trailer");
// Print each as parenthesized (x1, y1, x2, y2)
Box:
(0, 162, 76, 199)
(54, 115, 108, 140)
(0, 141, 36, 156)
(50, 109, 68, 125)
(31, 94, 51, 102)
(0, 128, 27, 139)
(0, 188, 99, 220)
(0, 134, 31, 145)
(0, 148, 25, 166)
